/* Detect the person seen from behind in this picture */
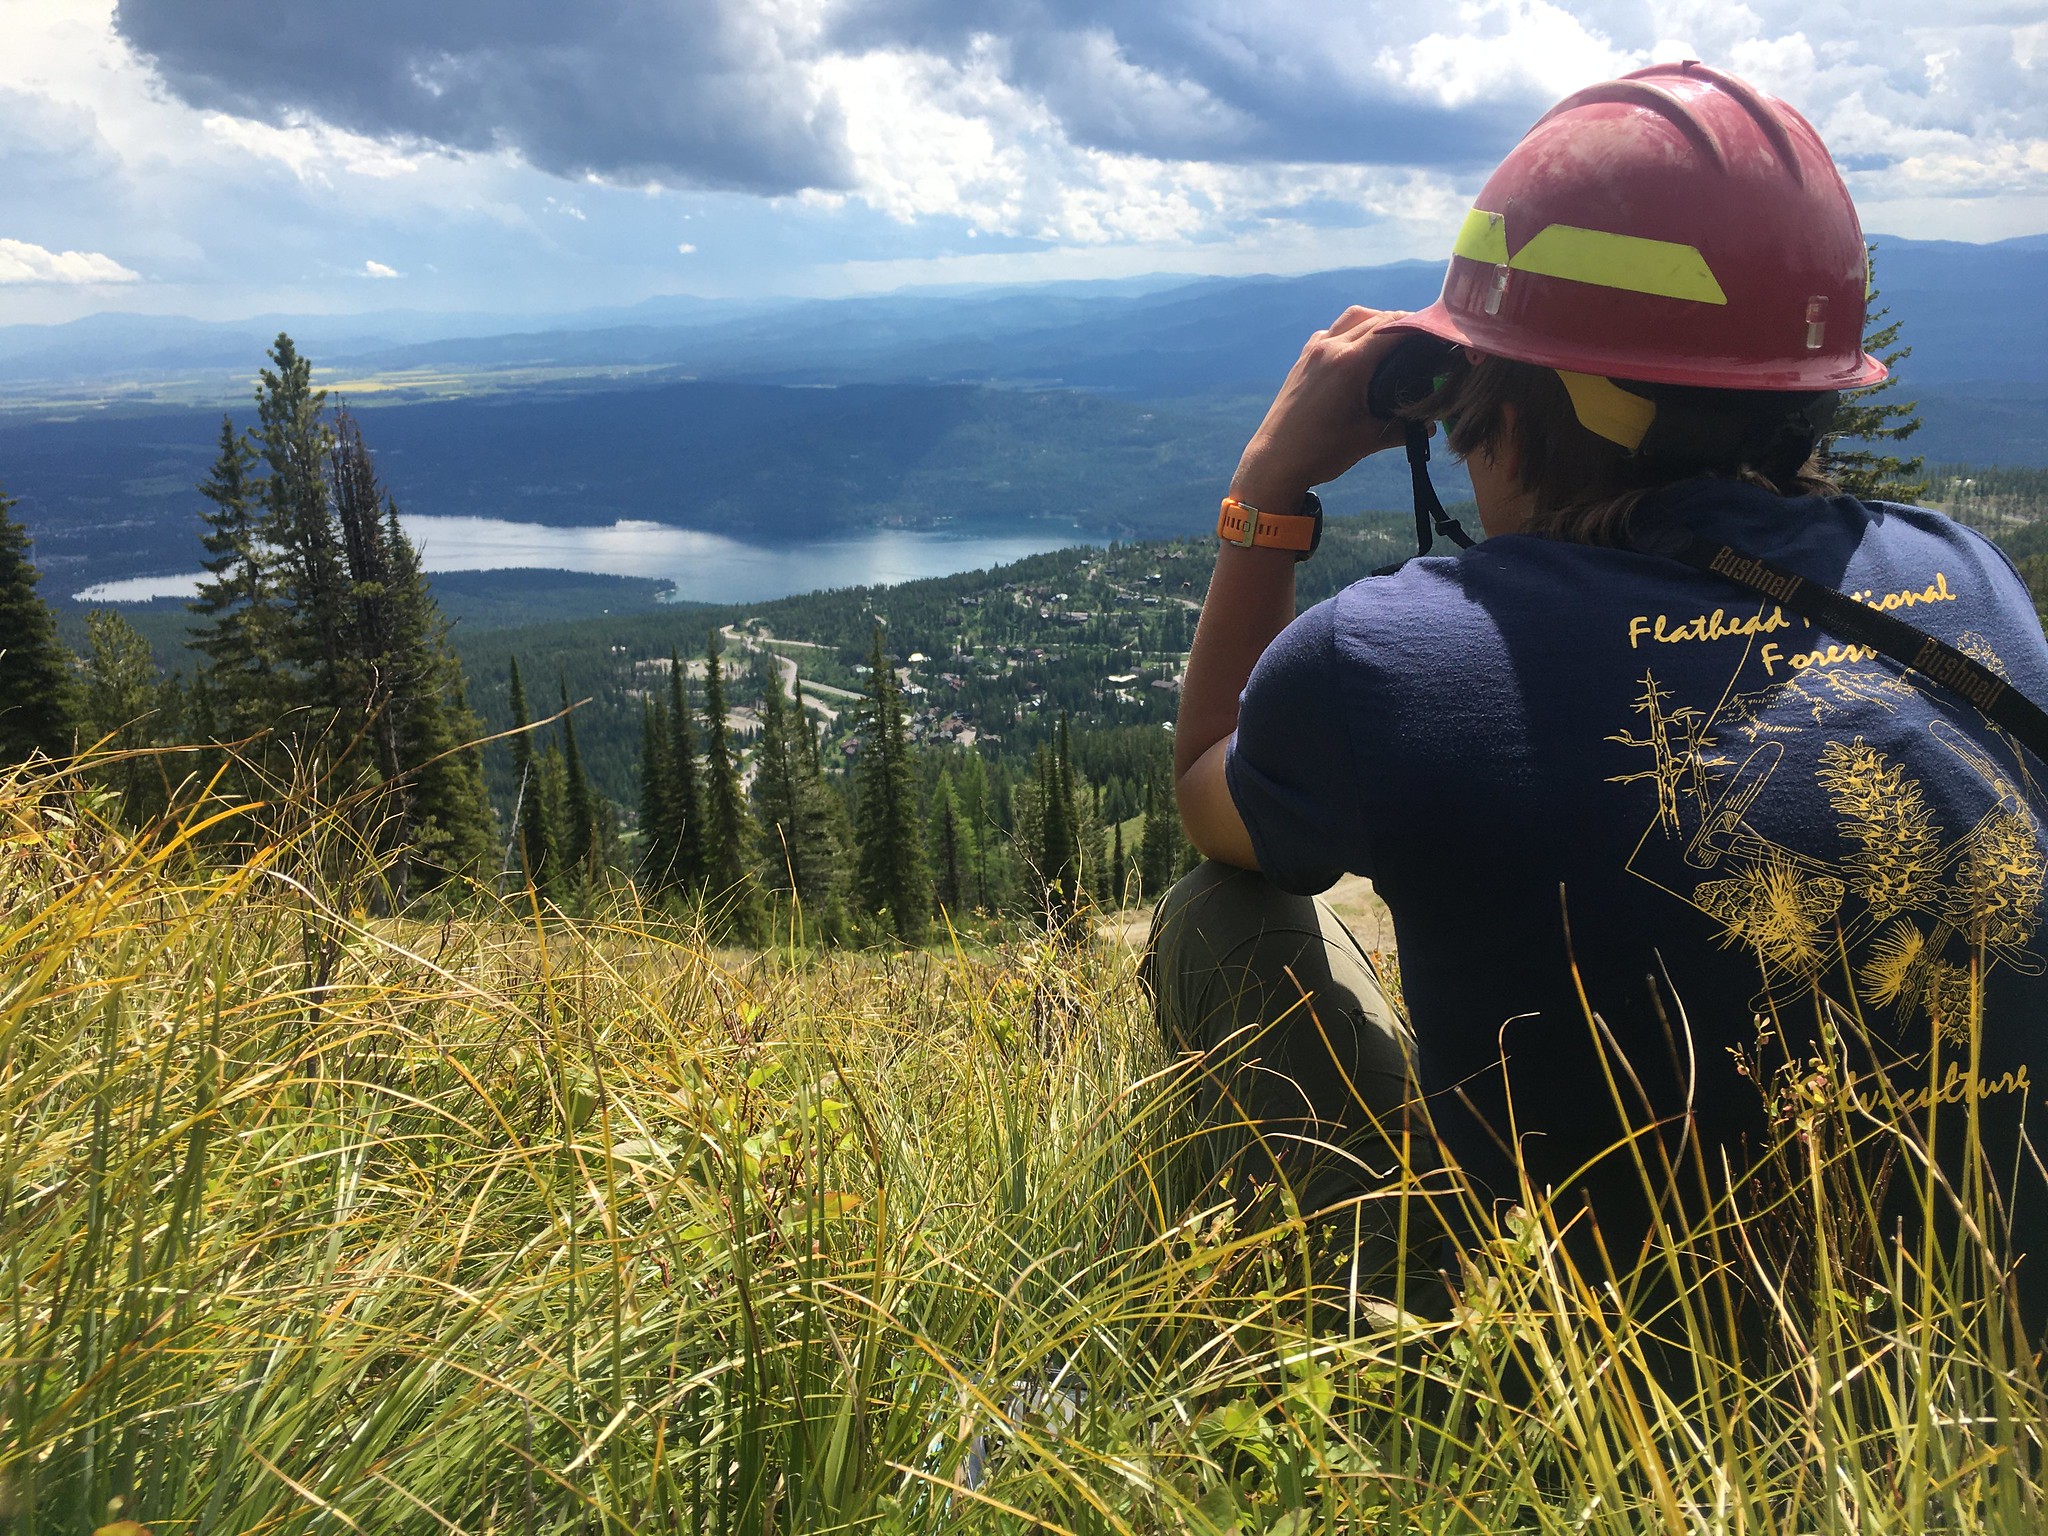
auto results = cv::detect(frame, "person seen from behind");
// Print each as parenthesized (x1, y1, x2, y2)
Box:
(1146, 61, 2048, 1331)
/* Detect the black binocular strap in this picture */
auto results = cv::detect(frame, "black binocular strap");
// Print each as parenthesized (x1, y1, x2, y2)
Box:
(1650, 529, 2048, 768)
(1376, 422, 1475, 576)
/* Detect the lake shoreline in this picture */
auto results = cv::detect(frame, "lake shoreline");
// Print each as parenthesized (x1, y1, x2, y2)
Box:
(70, 515, 1108, 607)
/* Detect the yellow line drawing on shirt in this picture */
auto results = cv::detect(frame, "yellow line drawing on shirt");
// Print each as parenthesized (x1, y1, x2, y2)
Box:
(1610, 651, 2048, 1040)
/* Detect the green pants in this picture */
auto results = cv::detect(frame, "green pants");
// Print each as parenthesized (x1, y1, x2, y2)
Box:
(1143, 861, 1441, 1299)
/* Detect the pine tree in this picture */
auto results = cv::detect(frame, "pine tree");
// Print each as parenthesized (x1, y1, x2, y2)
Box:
(189, 415, 281, 735)
(506, 657, 555, 893)
(1138, 769, 1184, 901)
(752, 671, 847, 937)
(1821, 244, 1927, 503)
(953, 749, 996, 909)
(1037, 715, 1081, 924)
(79, 608, 166, 817)
(385, 505, 494, 886)
(558, 678, 598, 889)
(255, 335, 348, 707)
(853, 627, 931, 944)
(700, 632, 760, 930)
(638, 697, 671, 889)
(0, 483, 76, 763)
(1080, 774, 1110, 907)
(1111, 819, 1128, 908)
(324, 410, 492, 892)
(931, 771, 965, 918)
(666, 650, 708, 894)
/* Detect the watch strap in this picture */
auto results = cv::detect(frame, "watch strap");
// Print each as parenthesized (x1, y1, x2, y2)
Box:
(1218, 492, 1322, 558)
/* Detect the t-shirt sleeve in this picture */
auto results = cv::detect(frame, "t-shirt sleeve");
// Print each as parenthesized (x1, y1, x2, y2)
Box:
(1223, 598, 1372, 894)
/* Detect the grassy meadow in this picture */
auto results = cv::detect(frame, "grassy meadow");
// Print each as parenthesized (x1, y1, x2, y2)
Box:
(1, 757, 2044, 1534)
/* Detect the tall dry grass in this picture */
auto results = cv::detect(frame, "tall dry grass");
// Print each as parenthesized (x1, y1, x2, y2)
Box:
(0, 757, 2041, 1533)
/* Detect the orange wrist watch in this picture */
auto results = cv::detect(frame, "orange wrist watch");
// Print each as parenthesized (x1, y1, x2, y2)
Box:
(1217, 490, 1323, 560)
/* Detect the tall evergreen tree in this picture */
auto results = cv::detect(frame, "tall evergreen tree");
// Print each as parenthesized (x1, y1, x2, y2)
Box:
(700, 632, 760, 929)
(1138, 769, 1184, 901)
(931, 771, 966, 918)
(188, 415, 281, 735)
(752, 672, 847, 937)
(1111, 819, 1128, 908)
(638, 697, 671, 888)
(953, 748, 995, 910)
(386, 505, 495, 886)
(853, 628, 931, 943)
(666, 650, 708, 894)
(558, 678, 598, 888)
(254, 335, 348, 705)
(1821, 244, 1927, 503)
(324, 410, 492, 891)
(506, 657, 555, 894)
(1037, 715, 1081, 923)
(0, 483, 76, 764)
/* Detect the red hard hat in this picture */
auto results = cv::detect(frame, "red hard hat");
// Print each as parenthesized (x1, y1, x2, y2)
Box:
(1392, 61, 1887, 393)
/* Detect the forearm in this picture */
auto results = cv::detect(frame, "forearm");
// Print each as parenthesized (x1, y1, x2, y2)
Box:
(1174, 479, 1305, 780)
(1171, 304, 1412, 849)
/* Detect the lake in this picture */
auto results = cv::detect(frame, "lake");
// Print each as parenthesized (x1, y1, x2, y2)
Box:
(71, 516, 1102, 605)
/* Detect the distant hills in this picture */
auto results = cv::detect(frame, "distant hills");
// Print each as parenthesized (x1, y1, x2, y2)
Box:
(1, 234, 2042, 604)
(4, 235, 2042, 393)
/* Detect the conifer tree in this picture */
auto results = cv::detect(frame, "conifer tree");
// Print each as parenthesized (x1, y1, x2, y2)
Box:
(1138, 769, 1184, 901)
(1111, 819, 1128, 908)
(185, 669, 224, 794)
(1037, 716, 1080, 923)
(853, 627, 931, 943)
(0, 483, 76, 764)
(700, 632, 760, 929)
(953, 749, 995, 909)
(255, 335, 348, 705)
(666, 650, 708, 893)
(638, 697, 671, 888)
(325, 409, 493, 891)
(558, 678, 598, 888)
(1821, 244, 1927, 503)
(752, 671, 847, 937)
(931, 771, 966, 918)
(1080, 773, 1110, 906)
(189, 415, 280, 734)
(80, 609, 166, 816)
(506, 657, 555, 893)
(387, 508, 495, 886)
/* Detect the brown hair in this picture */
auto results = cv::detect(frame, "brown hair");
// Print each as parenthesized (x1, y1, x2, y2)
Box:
(1408, 352, 1837, 546)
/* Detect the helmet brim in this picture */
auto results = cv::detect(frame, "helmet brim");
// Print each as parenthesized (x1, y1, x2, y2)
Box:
(1387, 300, 1889, 393)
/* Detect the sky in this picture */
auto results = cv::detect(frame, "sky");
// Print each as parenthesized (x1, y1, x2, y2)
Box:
(2, 0, 2045, 326)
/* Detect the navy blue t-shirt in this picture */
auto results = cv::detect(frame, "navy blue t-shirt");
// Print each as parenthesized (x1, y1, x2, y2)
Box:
(1227, 479, 2048, 1268)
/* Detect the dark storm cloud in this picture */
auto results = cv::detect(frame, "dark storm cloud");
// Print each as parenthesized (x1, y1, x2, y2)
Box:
(113, 0, 853, 194)
(114, 0, 1547, 195)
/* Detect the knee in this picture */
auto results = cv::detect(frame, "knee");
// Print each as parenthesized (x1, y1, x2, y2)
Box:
(1146, 860, 1314, 973)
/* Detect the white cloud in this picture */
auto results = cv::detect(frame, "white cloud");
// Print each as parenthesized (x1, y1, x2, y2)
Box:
(363, 259, 399, 278)
(1375, 0, 1642, 110)
(811, 43, 1466, 249)
(677, 242, 698, 254)
(0, 238, 139, 284)
(201, 112, 425, 183)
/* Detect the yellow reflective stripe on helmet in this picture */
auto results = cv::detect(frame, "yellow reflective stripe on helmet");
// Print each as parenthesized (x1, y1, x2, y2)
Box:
(1511, 224, 1726, 304)
(1451, 208, 1727, 305)
(1556, 371, 1657, 451)
(1452, 208, 1510, 265)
